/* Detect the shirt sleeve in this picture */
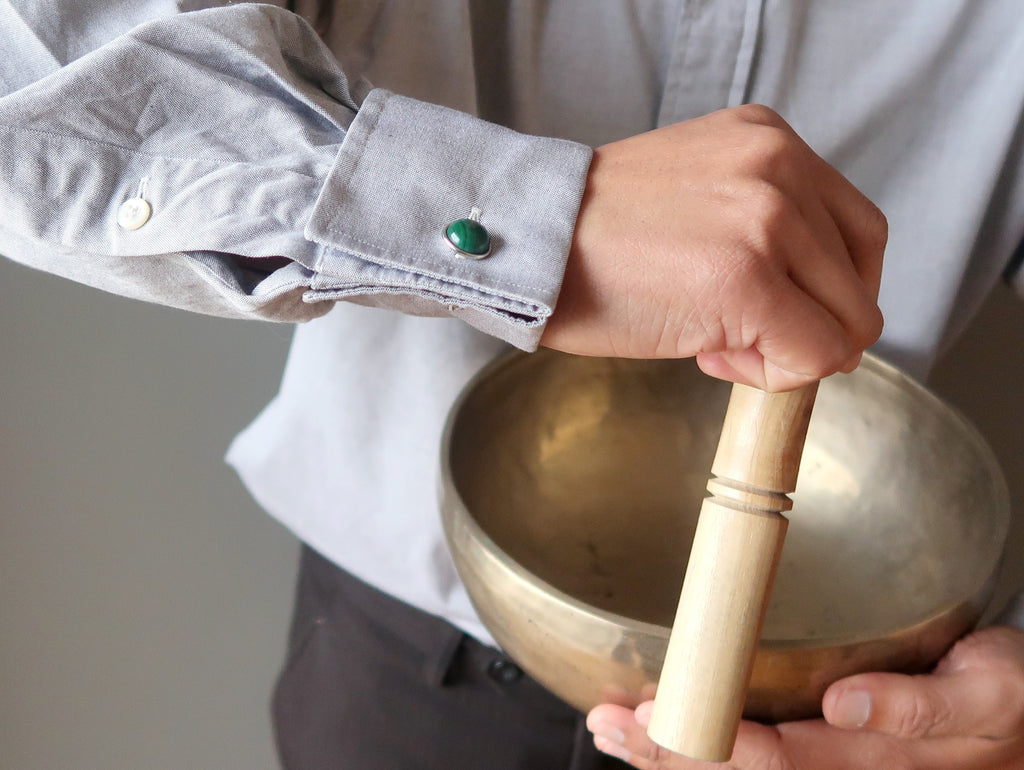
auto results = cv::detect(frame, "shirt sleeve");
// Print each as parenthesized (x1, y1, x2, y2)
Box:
(0, 3, 592, 350)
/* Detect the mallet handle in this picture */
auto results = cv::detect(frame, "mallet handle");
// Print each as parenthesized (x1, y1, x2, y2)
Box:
(646, 381, 818, 761)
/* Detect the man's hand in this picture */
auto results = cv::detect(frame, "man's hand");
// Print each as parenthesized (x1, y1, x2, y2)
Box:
(541, 105, 886, 392)
(586, 627, 1024, 769)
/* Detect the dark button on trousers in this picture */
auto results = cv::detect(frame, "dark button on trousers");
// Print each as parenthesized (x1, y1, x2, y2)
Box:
(272, 545, 628, 770)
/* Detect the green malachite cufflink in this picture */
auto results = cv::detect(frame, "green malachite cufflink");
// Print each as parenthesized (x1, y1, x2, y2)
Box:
(443, 208, 491, 259)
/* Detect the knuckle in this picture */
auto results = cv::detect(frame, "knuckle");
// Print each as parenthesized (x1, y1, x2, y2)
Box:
(860, 199, 889, 253)
(736, 184, 798, 252)
(750, 182, 794, 225)
(894, 690, 953, 739)
(743, 127, 799, 179)
(852, 304, 885, 349)
(733, 103, 787, 129)
(896, 696, 932, 738)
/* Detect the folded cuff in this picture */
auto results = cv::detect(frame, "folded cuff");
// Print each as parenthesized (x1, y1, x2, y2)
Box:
(305, 89, 592, 350)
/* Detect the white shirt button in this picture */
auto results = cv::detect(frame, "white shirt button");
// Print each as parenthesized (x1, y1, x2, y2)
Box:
(117, 198, 152, 230)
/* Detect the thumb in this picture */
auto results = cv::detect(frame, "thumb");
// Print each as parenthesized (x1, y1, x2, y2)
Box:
(822, 629, 1024, 740)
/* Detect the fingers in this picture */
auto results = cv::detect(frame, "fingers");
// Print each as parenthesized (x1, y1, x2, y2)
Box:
(587, 704, 720, 769)
(742, 104, 887, 300)
(588, 702, 834, 770)
(587, 703, 893, 770)
(696, 267, 861, 390)
(823, 628, 1024, 741)
(731, 106, 886, 364)
(809, 155, 888, 301)
(784, 194, 885, 352)
(589, 702, 1024, 770)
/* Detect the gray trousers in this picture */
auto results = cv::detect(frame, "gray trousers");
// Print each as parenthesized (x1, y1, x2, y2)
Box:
(271, 545, 626, 770)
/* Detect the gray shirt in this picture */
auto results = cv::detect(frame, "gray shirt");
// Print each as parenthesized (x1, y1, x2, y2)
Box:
(2, 0, 1023, 642)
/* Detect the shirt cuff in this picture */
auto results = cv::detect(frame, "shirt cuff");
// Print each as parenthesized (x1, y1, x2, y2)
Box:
(305, 89, 593, 350)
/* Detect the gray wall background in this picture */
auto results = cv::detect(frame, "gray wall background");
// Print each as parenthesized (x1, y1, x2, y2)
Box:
(2, 256, 1023, 769)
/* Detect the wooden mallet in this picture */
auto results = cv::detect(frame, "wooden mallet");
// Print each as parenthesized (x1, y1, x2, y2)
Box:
(646, 381, 819, 761)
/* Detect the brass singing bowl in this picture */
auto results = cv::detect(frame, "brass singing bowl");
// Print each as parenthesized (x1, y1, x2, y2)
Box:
(439, 350, 1011, 722)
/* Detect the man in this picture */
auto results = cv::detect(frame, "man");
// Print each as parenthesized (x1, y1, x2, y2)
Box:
(2, 1, 1023, 767)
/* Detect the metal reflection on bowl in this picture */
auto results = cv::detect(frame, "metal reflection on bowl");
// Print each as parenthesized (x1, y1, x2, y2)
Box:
(440, 350, 1010, 721)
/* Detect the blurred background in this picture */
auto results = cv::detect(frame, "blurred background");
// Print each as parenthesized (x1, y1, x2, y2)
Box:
(1, 257, 1023, 769)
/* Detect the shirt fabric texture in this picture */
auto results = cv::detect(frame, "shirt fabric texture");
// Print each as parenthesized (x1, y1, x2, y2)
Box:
(1, 0, 1023, 644)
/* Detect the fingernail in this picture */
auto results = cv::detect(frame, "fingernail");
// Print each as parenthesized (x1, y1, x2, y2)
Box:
(591, 721, 631, 762)
(833, 690, 872, 729)
(594, 735, 632, 763)
(591, 720, 626, 746)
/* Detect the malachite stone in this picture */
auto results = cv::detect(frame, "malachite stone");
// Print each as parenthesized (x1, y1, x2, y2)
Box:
(444, 218, 491, 257)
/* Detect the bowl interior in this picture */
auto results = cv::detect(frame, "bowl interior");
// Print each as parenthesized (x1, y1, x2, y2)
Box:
(448, 351, 1009, 643)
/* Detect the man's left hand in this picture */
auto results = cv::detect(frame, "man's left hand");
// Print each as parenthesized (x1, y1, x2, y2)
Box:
(587, 626, 1024, 769)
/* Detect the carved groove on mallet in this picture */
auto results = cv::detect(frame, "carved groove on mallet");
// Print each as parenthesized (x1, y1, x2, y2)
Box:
(705, 477, 793, 513)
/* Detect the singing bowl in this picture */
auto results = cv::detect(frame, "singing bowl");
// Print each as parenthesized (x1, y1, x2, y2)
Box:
(439, 350, 1011, 722)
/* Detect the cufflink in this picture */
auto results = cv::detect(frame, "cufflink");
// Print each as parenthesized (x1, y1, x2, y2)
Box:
(443, 207, 491, 259)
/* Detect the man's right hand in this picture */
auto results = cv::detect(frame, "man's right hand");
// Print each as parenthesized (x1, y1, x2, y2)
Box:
(541, 104, 887, 392)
